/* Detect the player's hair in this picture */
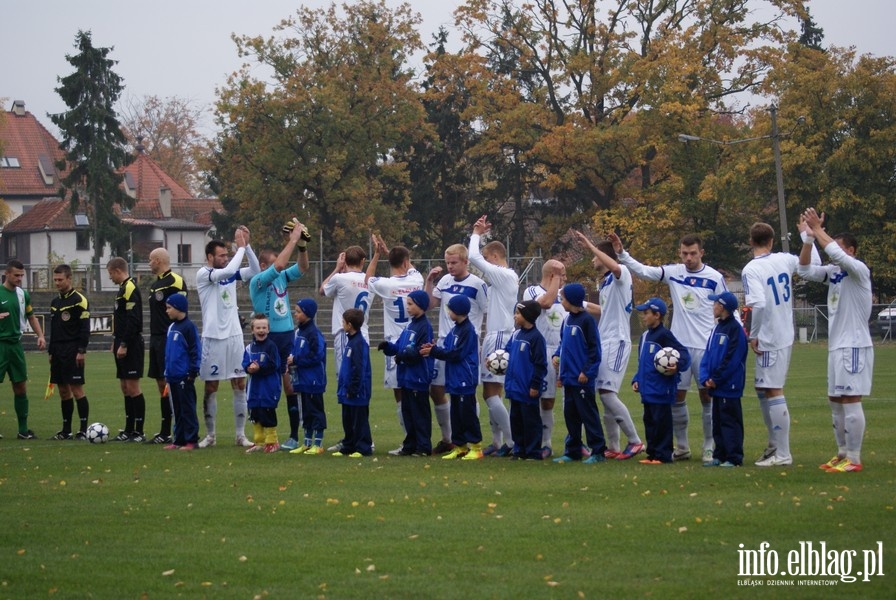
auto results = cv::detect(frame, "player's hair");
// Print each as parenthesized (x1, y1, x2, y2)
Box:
(53, 264, 73, 277)
(388, 246, 410, 269)
(259, 249, 277, 265)
(680, 233, 703, 249)
(834, 232, 858, 252)
(444, 244, 468, 260)
(596, 240, 617, 261)
(749, 223, 775, 247)
(6, 259, 24, 271)
(343, 307, 364, 331)
(344, 245, 367, 267)
(106, 257, 128, 272)
(149, 247, 170, 262)
(542, 259, 564, 277)
(483, 241, 506, 260)
(250, 313, 269, 326)
(205, 240, 227, 258)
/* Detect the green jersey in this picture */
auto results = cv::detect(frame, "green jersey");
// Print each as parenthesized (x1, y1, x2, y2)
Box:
(0, 284, 32, 342)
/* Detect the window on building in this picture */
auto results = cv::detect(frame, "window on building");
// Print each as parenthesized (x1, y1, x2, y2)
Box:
(76, 230, 90, 251)
(177, 244, 191, 264)
(0, 156, 20, 168)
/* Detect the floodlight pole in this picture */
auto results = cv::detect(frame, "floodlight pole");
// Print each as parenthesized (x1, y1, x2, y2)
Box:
(678, 104, 793, 252)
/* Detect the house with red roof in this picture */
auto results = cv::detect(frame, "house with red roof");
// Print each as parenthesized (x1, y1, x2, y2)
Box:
(0, 100, 222, 291)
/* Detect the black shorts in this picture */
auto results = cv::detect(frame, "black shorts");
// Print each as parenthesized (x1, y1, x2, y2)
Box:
(49, 342, 86, 385)
(147, 335, 166, 380)
(269, 331, 293, 374)
(114, 338, 145, 380)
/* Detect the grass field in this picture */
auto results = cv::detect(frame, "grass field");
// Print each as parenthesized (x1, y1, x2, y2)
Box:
(1, 343, 893, 599)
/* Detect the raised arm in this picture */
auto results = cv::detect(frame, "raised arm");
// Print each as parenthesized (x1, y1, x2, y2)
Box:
(609, 232, 664, 281)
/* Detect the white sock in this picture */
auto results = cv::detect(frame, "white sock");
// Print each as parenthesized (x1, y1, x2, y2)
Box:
(671, 402, 689, 451)
(396, 401, 406, 434)
(702, 402, 713, 451)
(540, 406, 554, 447)
(767, 396, 790, 459)
(600, 392, 641, 448)
(435, 402, 451, 441)
(203, 391, 217, 437)
(602, 410, 620, 452)
(757, 391, 773, 448)
(829, 400, 846, 456)
(486, 395, 512, 447)
(233, 388, 248, 439)
(842, 403, 865, 464)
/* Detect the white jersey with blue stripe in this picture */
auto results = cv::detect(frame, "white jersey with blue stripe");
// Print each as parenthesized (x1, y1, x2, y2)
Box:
(367, 269, 425, 342)
(432, 272, 487, 340)
(597, 266, 633, 343)
(620, 252, 728, 348)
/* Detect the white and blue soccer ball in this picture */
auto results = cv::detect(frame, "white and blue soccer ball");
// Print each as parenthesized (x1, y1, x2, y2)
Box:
(654, 347, 681, 376)
(86, 422, 109, 444)
(485, 349, 510, 376)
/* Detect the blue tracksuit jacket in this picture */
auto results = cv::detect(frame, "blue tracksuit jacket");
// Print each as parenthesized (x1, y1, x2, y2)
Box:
(381, 314, 434, 392)
(242, 337, 282, 408)
(553, 310, 601, 386)
(291, 319, 327, 394)
(698, 315, 748, 399)
(429, 317, 479, 396)
(337, 330, 371, 406)
(504, 326, 548, 404)
(164, 317, 201, 381)
(633, 324, 691, 404)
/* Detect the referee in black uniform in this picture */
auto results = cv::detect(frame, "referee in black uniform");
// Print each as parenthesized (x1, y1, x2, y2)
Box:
(107, 257, 146, 442)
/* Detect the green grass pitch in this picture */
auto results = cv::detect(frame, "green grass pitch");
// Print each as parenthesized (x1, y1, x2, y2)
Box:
(1, 343, 893, 598)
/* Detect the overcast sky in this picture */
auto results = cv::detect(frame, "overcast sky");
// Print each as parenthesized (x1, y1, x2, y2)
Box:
(1, 0, 893, 136)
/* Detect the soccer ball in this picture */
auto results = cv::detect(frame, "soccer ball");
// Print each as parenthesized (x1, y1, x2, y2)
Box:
(86, 422, 109, 444)
(654, 347, 681, 376)
(485, 349, 510, 376)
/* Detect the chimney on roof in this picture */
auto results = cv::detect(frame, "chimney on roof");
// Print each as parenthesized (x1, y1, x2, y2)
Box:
(12, 100, 26, 116)
(159, 186, 172, 218)
(136, 135, 145, 154)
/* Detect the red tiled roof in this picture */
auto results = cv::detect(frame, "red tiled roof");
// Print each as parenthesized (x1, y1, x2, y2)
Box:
(0, 108, 66, 199)
(1, 198, 75, 232)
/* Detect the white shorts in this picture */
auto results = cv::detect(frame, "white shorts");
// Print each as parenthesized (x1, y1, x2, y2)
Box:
(200, 335, 245, 381)
(596, 339, 631, 393)
(480, 330, 511, 383)
(753, 345, 793, 389)
(333, 330, 347, 377)
(828, 347, 873, 397)
(383, 354, 398, 389)
(541, 345, 560, 399)
(431, 358, 445, 387)
(677, 346, 706, 391)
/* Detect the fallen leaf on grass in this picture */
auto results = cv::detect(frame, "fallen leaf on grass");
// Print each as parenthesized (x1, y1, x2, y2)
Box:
(678, 527, 687, 533)
(162, 570, 175, 576)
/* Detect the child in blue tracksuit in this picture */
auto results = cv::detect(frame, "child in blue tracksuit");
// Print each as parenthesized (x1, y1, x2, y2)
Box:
(378, 290, 434, 456)
(552, 283, 607, 463)
(504, 301, 548, 460)
(288, 298, 328, 455)
(335, 308, 373, 457)
(163, 294, 201, 450)
(421, 295, 482, 460)
(699, 292, 748, 467)
(632, 298, 691, 464)
(242, 314, 282, 453)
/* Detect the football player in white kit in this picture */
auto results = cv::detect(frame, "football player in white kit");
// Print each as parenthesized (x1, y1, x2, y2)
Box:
(742, 221, 819, 467)
(321, 245, 370, 377)
(468, 215, 516, 456)
(365, 234, 425, 453)
(425, 243, 488, 453)
(798, 208, 872, 473)
(573, 231, 644, 460)
(196, 226, 261, 448)
(522, 259, 567, 458)
(611, 231, 730, 462)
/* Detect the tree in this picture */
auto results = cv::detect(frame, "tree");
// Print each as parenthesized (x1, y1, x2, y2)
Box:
(759, 43, 896, 298)
(119, 95, 209, 196)
(451, 0, 806, 261)
(50, 30, 133, 290)
(211, 0, 427, 254)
